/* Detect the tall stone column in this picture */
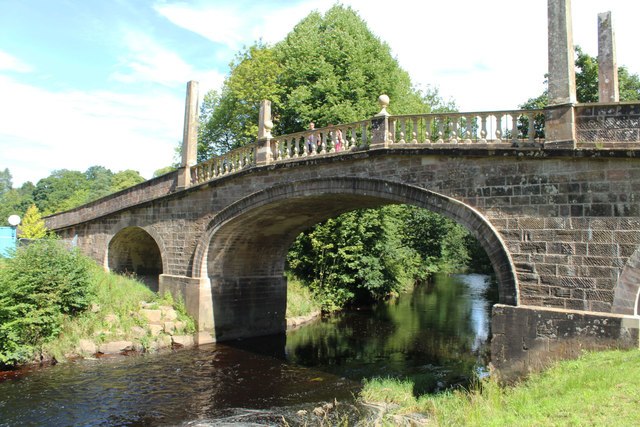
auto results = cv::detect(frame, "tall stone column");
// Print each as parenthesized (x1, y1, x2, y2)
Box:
(598, 11, 619, 103)
(177, 80, 199, 189)
(545, 0, 576, 147)
(255, 100, 273, 166)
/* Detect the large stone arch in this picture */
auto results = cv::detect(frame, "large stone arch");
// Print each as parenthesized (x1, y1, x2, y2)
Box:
(192, 177, 518, 341)
(612, 246, 640, 316)
(107, 225, 164, 292)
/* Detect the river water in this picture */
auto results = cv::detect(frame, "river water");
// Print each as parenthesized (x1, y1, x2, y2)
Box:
(0, 273, 497, 426)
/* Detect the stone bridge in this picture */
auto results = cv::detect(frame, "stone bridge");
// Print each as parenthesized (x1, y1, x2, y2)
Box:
(44, 1, 640, 376)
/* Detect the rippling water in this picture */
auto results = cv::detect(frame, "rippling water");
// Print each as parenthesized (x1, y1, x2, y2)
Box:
(0, 274, 496, 426)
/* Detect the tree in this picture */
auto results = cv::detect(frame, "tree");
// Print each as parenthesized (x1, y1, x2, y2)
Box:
(110, 170, 145, 193)
(152, 166, 176, 178)
(0, 169, 11, 196)
(198, 5, 451, 159)
(84, 166, 114, 202)
(33, 169, 90, 215)
(18, 205, 47, 239)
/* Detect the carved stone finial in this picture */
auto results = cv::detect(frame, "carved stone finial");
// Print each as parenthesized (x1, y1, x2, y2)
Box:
(264, 119, 273, 138)
(376, 94, 390, 116)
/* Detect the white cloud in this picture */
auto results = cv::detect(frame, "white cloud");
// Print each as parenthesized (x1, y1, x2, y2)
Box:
(0, 49, 33, 73)
(110, 29, 197, 86)
(0, 75, 184, 186)
(154, 3, 247, 50)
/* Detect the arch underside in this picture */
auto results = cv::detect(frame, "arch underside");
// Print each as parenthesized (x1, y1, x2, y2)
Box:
(193, 178, 518, 340)
(108, 226, 163, 292)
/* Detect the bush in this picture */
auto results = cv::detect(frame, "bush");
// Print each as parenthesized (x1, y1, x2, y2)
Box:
(0, 239, 94, 365)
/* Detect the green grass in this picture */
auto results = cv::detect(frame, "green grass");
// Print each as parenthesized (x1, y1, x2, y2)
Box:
(40, 267, 195, 362)
(361, 349, 640, 426)
(286, 273, 322, 318)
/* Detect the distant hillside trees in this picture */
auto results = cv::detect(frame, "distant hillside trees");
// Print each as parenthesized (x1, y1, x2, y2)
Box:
(0, 167, 145, 225)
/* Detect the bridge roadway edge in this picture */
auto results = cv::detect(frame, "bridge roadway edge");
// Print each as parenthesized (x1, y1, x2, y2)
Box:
(44, 144, 640, 376)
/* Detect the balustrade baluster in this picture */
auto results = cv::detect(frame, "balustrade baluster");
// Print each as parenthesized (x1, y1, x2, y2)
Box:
(411, 118, 418, 143)
(437, 117, 444, 143)
(283, 138, 290, 159)
(464, 116, 474, 143)
(526, 113, 535, 142)
(398, 118, 406, 144)
(511, 113, 520, 144)
(424, 117, 431, 143)
(480, 115, 488, 143)
(449, 116, 458, 143)
(495, 114, 503, 142)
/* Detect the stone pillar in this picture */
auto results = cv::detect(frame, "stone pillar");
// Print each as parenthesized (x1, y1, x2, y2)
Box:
(370, 94, 391, 148)
(255, 100, 274, 166)
(177, 81, 199, 189)
(545, 0, 576, 147)
(158, 274, 215, 344)
(598, 11, 619, 103)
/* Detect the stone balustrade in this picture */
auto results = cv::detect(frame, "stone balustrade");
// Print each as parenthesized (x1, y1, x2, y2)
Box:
(388, 110, 544, 145)
(182, 97, 640, 189)
(190, 143, 257, 185)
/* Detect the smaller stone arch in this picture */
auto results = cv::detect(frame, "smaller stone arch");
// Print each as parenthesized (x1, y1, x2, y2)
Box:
(612, 246, 640, 316)
(107, 226, 163, 292)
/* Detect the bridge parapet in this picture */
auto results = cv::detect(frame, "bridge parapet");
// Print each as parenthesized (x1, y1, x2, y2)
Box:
(184, 99, 640, 188)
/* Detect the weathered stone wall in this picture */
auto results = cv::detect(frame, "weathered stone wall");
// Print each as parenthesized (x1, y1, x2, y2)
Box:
(491, 304, 639, 378)
(576, 103, 640, 144)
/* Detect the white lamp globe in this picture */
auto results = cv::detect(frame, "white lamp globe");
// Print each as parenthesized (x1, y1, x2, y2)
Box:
(7, 215, 20, 226)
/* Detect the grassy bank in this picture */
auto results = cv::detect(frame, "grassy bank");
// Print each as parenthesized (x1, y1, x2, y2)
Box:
(40, 267, 195, 363)
(360, 348, 640, 425)
(286, 273, 322, 318)
(0, 240, 195, 367)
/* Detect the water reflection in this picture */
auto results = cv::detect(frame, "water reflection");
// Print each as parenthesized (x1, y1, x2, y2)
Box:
(286, 274, 496, 394)
(0, 273, 497, 425)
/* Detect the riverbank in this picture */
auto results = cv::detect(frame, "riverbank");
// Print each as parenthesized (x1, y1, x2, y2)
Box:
(37, 268, 196, 364)
(14, 270, 322, 368)
(360, 348, 640, 425)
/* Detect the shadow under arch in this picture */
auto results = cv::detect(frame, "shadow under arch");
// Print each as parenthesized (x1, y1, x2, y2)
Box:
(192, 177, 518, 341)
(108, 225, 164, 292)
(612, 246, 640, 316)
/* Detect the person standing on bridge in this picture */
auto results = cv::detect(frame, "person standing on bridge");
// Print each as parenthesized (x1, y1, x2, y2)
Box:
(307, 122, 321, 153)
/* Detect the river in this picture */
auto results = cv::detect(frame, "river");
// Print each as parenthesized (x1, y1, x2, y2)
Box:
(0, 273, 497, 426)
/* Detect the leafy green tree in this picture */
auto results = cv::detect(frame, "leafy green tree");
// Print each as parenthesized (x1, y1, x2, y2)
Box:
(109, 170, 145, 193)
(84, 165, 114, 202)
(0, 240, 94, 365)
(18, 205, 47, 239)
(0, 180, 35, 227)
(0, 168, 11, 196)
(152, 166, 176, 178)
(33, 169, 90, 215)
(198, 5, 451, 159)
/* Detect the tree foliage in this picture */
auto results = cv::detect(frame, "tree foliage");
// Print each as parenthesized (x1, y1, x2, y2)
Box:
(0, 240, 94, 365)
(18, 205, 47, 239)
(287, 205, 490, 310)
(198, 5, 453, 160)
(0, 167, 146, 220)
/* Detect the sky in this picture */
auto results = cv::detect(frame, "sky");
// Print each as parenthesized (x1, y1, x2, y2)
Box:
(1, 0, 639, 187)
